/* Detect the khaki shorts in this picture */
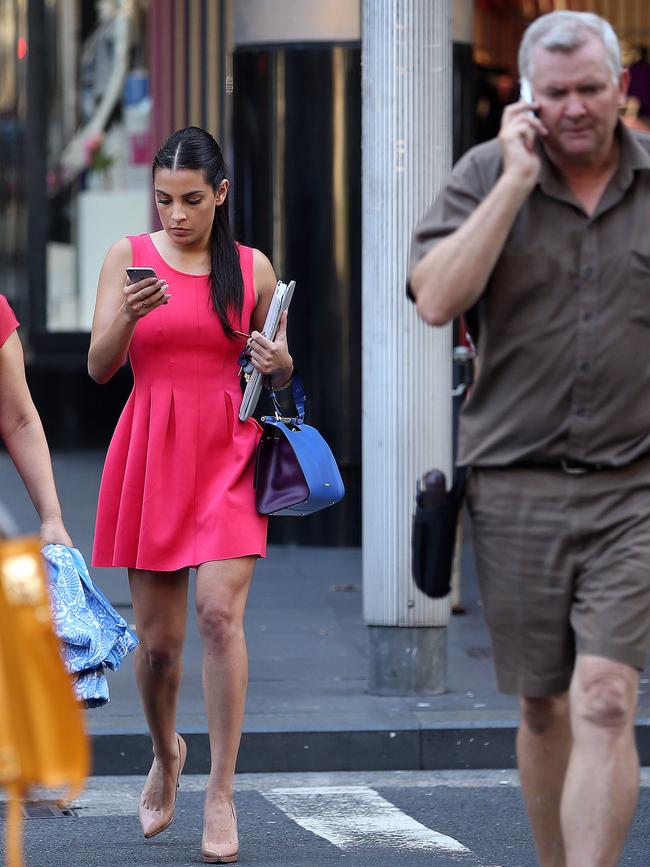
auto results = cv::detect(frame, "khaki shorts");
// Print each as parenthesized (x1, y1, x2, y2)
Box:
(466, 461, 650, 697)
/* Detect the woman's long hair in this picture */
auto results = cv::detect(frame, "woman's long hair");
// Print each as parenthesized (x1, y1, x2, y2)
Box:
(152, 127, 243, 338)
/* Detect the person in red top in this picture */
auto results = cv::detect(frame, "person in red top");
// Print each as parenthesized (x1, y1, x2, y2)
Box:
(0, 295, 71, 547)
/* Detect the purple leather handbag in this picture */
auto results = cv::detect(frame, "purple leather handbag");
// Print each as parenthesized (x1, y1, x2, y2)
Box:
(254, 376, 345, 517)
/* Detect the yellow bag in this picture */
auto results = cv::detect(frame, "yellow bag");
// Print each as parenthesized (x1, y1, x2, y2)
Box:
(0, 537, 89, 867)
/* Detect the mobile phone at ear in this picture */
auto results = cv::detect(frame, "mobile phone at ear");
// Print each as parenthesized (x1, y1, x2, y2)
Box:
(520, 78, 540, 133)
(520, 79, 533, 105)
(126, 266, 157, 284)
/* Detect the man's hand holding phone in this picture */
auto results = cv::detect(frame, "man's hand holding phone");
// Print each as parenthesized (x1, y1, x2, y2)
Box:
(124, 267, 171, 320)
(498, 78, 547, 192)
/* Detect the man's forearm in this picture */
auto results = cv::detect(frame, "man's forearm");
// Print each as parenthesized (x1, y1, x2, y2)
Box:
(410, 172, 532, 326)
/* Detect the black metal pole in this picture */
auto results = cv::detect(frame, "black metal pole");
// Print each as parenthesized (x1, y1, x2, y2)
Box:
(26, 0, 49, 348)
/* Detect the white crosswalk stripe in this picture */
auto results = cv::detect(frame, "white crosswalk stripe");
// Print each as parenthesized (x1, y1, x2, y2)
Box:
(262, 785, 471, 855)
(5, 770, 649, 866)
(60, 767, 650, 820)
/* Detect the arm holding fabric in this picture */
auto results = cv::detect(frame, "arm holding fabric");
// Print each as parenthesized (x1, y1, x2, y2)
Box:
(0, 331, 72, 546)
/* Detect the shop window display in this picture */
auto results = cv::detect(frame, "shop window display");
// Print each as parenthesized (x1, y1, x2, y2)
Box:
(47, 0, 151, 332)
(0, 0, 28, 317)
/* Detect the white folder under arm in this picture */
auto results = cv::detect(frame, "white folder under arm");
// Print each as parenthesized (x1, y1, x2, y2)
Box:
(238, 279, 296, 421)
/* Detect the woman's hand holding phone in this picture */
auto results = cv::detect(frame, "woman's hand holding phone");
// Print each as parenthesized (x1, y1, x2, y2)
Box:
(123, 267, 171, 320)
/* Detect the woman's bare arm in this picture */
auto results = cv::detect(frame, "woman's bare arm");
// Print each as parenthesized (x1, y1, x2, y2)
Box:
(0, 331, 72, 545)
(249, 249, 293, 387)
(88, 237, 169, 383)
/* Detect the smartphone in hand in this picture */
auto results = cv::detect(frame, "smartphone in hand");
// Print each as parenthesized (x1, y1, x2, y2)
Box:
(126, 266, 157, 284)
(520, 79, 533, 105)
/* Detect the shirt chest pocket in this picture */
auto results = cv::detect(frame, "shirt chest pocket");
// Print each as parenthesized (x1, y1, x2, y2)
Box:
(486, 252, 552, 330)
(629, 250, 650, 326)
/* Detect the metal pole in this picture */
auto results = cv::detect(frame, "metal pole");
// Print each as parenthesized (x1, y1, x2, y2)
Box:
(362, 0, 453, 695)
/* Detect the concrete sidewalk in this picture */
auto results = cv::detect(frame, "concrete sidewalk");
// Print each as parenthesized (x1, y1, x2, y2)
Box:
(2, 450, 650, 774)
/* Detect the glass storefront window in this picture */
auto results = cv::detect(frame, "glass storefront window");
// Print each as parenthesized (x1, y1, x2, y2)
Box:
(0, 0, 28, 318)
(45, 0, 152, 333)
(2, 0, 229, 348)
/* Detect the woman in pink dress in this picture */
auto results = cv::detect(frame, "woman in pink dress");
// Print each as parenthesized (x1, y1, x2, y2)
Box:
(89, 127, 293, 864)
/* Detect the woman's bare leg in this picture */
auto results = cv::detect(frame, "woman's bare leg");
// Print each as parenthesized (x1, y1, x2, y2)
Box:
(129, 567, 189, 813)
(195, 557, 256, 847)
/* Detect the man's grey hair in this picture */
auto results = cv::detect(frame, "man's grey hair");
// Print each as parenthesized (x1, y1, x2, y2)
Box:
(518, 11, 622, 86)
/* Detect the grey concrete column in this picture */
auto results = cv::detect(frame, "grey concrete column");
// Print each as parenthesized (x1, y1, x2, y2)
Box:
(362, 0, 453, 695)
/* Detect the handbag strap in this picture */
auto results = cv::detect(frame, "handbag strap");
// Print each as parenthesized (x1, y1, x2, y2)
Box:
(270, 372, 306, 424)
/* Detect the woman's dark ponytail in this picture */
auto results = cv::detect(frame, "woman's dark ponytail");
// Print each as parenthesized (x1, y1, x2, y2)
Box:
(209, 191, 243, 338)
(152, 127, 244, 337)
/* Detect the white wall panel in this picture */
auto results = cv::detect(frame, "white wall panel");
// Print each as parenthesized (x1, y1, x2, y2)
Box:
(234, 0, 360, 46)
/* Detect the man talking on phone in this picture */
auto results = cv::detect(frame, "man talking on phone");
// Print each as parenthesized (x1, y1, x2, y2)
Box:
(408, 11, 650, 867)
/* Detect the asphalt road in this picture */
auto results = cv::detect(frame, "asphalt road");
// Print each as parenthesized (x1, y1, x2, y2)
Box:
(6, 770, 650, 867)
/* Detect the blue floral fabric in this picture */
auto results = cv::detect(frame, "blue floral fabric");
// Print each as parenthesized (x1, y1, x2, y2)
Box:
(42, 545, 138, 708)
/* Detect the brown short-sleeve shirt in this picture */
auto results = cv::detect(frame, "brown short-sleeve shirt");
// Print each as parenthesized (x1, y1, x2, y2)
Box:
(409, 122, 650, 467)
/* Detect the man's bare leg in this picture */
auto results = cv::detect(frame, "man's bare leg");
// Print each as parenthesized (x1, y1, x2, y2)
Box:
(518, 693, 571, 867)
(561, 655, 639, 867)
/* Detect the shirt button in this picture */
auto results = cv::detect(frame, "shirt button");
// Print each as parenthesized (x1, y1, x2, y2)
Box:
(579, 361, 590, 373)
(583, 311, 593, 322)
(576, 406, 586, 417)
(582, 266, 594, 280)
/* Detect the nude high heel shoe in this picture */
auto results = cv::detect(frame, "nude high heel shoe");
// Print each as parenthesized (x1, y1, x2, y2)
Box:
(138, 733, 187, 838)
(200, 800, 239, 863)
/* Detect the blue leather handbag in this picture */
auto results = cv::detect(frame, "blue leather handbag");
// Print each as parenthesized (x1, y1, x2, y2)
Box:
(254, 376, 345, 516)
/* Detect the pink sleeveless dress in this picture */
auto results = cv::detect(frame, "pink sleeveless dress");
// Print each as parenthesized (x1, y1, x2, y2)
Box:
(0, 295, 19, 346)
(92, 234, 267, 571)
